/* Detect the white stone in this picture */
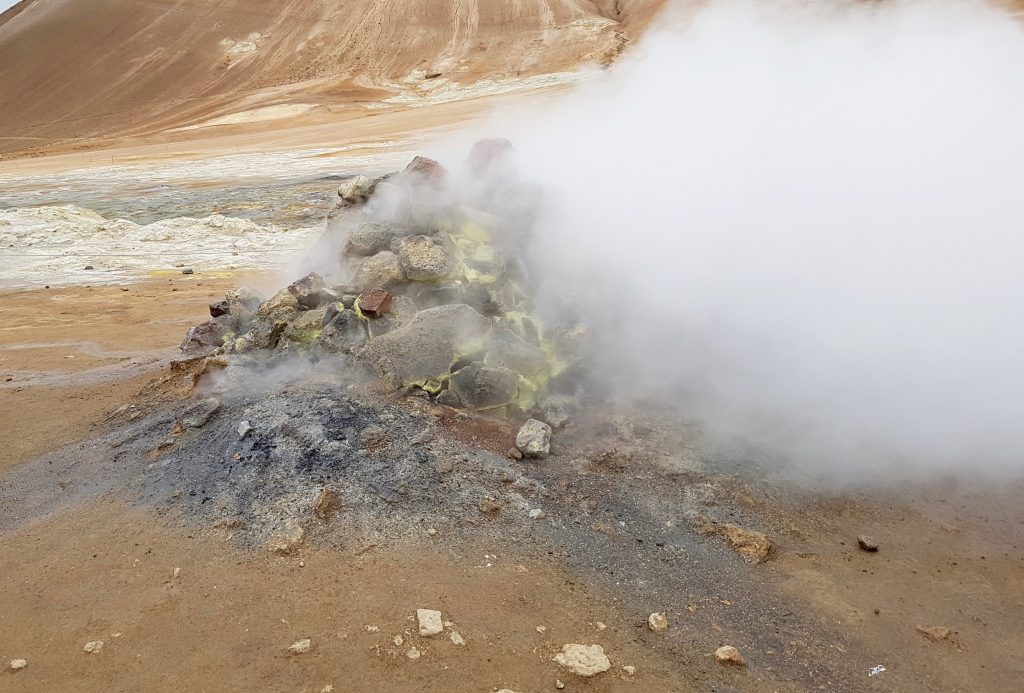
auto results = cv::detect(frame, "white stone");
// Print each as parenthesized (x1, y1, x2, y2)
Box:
(536, 625, 547, 634)
(288, 638, 312, 655)
(553, 643, 611, 677)
(622, 665, 636, 675)
(416, 608, 444, 636)
(9, 659, 27, 671)
(83, 640, 104, 654)
(528, 508, 546, 519)
(393, 635, 404, 647)
(449, 631, 465, 646)
(406, 647, 421, 660)
(648, 612, 669, 632)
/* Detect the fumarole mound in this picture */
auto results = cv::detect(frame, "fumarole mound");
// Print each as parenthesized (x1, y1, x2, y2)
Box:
(180, 139, 580, 429)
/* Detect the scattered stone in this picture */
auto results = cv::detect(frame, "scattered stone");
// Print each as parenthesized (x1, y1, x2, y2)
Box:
(398, 235, 453, 281)
(541, 397, 573, 430)
(237, 420, 252, 439)
(9, 659, 27, 671)
(694, 517, 772, 563)
(528, 508, 546, 520)
(536, 625, 547, 634)
(406, 647, 421, 661)
(506, 447, 523, 460)
(321, 686, 334, 693)
(393, 635, 404, 647)
(417, 608, 444, 636)
(622, 665, 636, 676)
(478, 498, 502, 515)
(287, 272, 327, 309)
(916, 625, 960, 646)
(715, 645, 746, 666)
(648, 612, 669, 632)
(266, 520, 305, 555)
(313, 489, 342, 522)
(288, 638, 312, 655)
(84, 265, 95, 270)
(449, 631, 465, 646)
(357, 289, 394, 318)
(554, 644, 611, 677)
(450, 362, 519, 410)
(516, 419, 552, 459)
(172, 567, 181, 578)
(180, 398, 221, 429)
(858, 535, 880, 552)
(181, 268, 194, 275)
(83, 640, 104, 654)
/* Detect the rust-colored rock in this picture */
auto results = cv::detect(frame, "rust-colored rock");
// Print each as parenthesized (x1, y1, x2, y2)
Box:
(313, 489, 342, 523)
(358, 289, 393, 318)
(694, 516, 772, 563)
(401, 156, 448, 187)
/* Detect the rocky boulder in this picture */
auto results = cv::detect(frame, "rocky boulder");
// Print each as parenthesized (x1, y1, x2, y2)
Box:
(247, 289, 301, 350)
(287, 272, 328, 309)
(516, 418, 552, 459)
(318, 309, 367, 355)
(352, 251, 404, 290)
(449, 362, 519, 410)
(359, 304, 491, 388)
(344, 222, 414, 257)
(398, 235, 453, 281)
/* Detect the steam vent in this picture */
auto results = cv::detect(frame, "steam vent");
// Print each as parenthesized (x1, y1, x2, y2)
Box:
(180, 140, 576, 425)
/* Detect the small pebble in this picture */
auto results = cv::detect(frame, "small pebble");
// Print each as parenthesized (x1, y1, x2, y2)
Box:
(288, 638, 312, 655)
(9, 659, 27, 671)
(858, 535, 880, 552)
(84, 640, 104, 654)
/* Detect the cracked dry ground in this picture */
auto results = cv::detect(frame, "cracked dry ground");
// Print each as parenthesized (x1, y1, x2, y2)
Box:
(1, 280, 1022, 693)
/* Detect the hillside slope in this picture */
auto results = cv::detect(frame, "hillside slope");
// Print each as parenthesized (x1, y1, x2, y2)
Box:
(0, 0, 665, 155)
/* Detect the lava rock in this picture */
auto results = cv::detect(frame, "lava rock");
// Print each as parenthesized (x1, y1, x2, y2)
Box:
(288, 272, 327, 309)
(277, 306, 331, 352)
(180, 398, 221, 429)
(345, 222, 414, 257)
(358, 304, 491, 388)
(516, 419, 552, 459)
(486, 328, 547, 376)
(436, 389, 461, 407)
(400, 156, 448, 188)
(398, 235, 453, 281)
(318, 309, 367, 355)
(179, 319, 227, 357)
(352, 251, 404, 290)
(449, 362, 519, 410)
(554, 644, 611, 677)
(337, 175, 377, 205)
(358, 289, 393, 318)
(247, 289, 301, 349)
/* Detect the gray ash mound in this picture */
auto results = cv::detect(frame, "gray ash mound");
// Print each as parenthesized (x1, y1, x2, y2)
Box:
(137, 362, 543, 552)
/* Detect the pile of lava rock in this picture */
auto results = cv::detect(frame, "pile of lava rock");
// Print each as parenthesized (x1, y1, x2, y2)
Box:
(179, 140, 578, 449)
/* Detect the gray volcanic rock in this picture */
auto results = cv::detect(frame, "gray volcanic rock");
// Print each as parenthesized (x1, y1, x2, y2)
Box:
(449, 362, 519, 410)
(398, 235, 453, 281)
(359, 304, 491, 388)
(486, 328, 547, 376)
(247, 289, 301, 349)
(345, 222, 414, 257)
(352, 251, 404, 290)
(318, 309, 367, 355)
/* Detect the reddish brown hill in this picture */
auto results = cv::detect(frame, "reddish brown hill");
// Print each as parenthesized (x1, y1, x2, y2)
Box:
(0, 0, 665, 155)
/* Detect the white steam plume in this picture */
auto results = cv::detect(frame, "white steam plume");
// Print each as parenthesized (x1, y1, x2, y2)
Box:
(458, 0, 1024, 478)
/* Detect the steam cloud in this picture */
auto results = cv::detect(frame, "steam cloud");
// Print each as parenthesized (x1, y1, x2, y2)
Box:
(453, 0, 1024, 479)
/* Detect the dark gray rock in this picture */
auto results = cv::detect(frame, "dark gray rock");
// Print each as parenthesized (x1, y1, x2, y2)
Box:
(486, 328, 547, 376)
(180, 398, 221, 428)
(318, 309, 367, 355)
(358, 304, 491, 388)
(344, 222, 415, 257)
(449, 362, 519, 410)
(287, 272, 327, 309)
